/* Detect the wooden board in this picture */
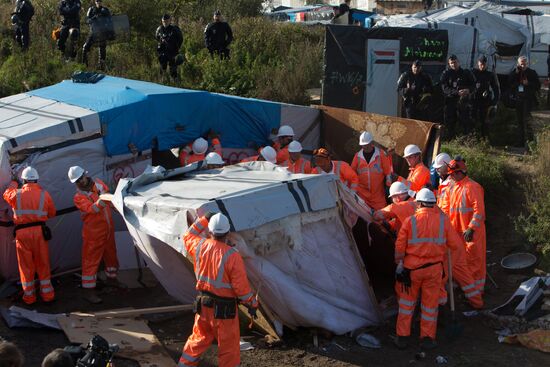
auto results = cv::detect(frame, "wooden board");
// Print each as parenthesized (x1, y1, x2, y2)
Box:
(57, 314, 176, 367)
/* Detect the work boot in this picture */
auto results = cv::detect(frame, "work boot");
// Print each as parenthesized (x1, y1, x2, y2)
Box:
(82, 288, 102, 304)
(394, 336, 409, 350)
(420, 337, 437, 350)
(103, 277, 127, 289)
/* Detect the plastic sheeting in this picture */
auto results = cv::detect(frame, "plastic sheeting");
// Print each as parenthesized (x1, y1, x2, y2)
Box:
(112, 163, 381, 335)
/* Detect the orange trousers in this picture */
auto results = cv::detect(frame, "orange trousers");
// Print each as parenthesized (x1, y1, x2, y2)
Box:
(179, 306, 240, 367)
(396, 265, 442, 339)
(439, 246, 484, 309)
(466, 225, 487, 294)
(15, 227, 54, 304)
(81, 225, 118, 289)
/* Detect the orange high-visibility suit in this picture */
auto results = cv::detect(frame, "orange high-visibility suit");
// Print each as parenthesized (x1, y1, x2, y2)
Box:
(351, 148, 392, 210)
(73, 178, 119, 289)
(273, 142, 290, 166)
(179, 138, 222, 166)
(378, 198, 416, 233)
(287, 157, 312, 174)
(179, 217, 258, 367)
(395, 207, 460, 339)
(3, 181, 56, 304)
(312, 161, 359, 192)
(442, 176, 486, 294)
(399, 163, 431, 192)
(436, 180, 483, 308)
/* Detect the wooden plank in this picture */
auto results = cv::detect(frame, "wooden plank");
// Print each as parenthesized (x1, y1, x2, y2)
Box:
(57, 314, 176, 367)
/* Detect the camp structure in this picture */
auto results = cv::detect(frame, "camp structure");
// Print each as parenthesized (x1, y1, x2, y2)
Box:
(0, 76, 320, 279)
(111, 160, 382, 336)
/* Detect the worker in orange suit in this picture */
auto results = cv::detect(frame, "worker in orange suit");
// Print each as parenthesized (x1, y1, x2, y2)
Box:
(3, 167, 56, 304)
(397, 144, 431, 192)
(442, 156, 487, 296)
(286, 141, 311, 174)
(432, 152, 452, 209)
(179, 132, 222, 166)
(394, 189, 461, 350)
(179, 212, 258, 367)
(68, 166, 119, 304)
(351, 131, 393, 210)
(240, 146, 277, 164)
(312, 148, 359, 192)
(374, 181, 416, 235)
(273, 125, 294, 165)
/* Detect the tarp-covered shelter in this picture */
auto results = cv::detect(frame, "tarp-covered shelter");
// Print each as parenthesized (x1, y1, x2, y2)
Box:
(0, 76, 321, 278)
(111, 161, 382, 335)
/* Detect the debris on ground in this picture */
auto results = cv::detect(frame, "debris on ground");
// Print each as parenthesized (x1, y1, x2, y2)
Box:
(240, 340, 254, 351)
(0, 306, 62, 329)
(499, 329, 550, 353)
(355, 332, 381, 349)
(436, 355, 448, 364)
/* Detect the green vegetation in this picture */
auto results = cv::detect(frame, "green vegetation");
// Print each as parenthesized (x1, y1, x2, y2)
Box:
(0, 0, 323, 104)
(515, 129, 550, 270)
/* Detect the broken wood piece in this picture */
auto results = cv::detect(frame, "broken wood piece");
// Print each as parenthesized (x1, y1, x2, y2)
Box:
(92, 304, 194, 318)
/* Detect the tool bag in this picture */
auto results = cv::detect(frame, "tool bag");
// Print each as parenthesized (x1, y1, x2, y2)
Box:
(195, 291, 237, 319)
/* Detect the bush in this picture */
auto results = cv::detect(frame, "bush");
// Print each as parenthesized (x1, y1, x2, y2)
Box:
(515, 129, 550, 270)
(0, 1, 323, 105)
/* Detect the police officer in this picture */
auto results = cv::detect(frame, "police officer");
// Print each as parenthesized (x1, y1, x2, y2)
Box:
(58, 0, 81, 59)
(156, 14, 183, 79)
(204, 10, 233, 59)
(11, 0, 34, 50)
(508, 56, 540, 148)
(440, 55, 475, 138)
(82, 0, 113, 68)
(397, 60, 433, 120)
(472, 56, 500, 137)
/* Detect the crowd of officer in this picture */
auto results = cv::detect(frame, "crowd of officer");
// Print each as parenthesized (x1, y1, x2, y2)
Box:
(398, 54, 540, 146)
(10, 1, 233, 76)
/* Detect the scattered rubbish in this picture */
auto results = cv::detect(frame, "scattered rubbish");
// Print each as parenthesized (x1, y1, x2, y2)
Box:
(0, 306, 62, 329)
(463, 310, 478, 317)
(436, 355, 448, 364)
(240, 340, 254, 351)
(355, 332, 381, 349)
(493, 276, 550, 317)
(500, 329, 550, 353)
(496, 328, 512, 337)
(415, 351, 426, 360)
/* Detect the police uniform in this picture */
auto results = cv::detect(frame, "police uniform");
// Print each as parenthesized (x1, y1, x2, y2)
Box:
(397, 69, 433, 120)
(204, 19, 233, 59)
(156, 23, 183, 78)
(12, 0, 35, 50)
(472, 66, 500, 137)
(58, 0, 81, 58)
(440, 65, 475, 137)
(82, 4, 113, 66)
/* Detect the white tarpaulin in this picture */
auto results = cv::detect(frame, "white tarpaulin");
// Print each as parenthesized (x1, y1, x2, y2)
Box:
(112, 162, 381, 335)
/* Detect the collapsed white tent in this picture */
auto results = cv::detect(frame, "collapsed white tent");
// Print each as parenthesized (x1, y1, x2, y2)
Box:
(111, 162, 382, 335)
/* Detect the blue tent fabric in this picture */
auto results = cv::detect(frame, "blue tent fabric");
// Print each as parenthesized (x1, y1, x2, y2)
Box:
(28, 76, 281, 156)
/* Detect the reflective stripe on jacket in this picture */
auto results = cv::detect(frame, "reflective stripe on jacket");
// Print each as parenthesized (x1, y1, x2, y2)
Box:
(3, 182, 56, 225)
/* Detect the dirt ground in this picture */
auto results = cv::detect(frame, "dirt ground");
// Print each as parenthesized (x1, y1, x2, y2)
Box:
(1, 156, 549, 367)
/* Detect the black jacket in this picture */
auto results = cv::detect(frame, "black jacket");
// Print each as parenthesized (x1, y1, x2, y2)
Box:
(14, 0, 34, 23)
(86, 5, 113, 38)
(507, 66, 540, 99)
(156, 24, 183, 56)
(397, 70, 433, 106)
(440, 67, 475, 99)
(472, 69, 500, 104)
(59, 0, 81, 27)
(204, 21, 233, 50)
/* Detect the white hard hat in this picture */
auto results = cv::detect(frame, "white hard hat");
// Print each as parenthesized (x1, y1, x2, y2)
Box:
(21, 167, 39, 181)
(208, 213, 231, 235)
(433, 152, 451, 169)
(277, 125, 295, 137)
(192, 138, 209, 155)
(403, 144, 422, 158)
(260, 146, 277, 164)
(68, 166, 86, 183)
(359, 131, 373, 145)
(389, 182, 409, 198)
(205, 152, 224, 165)
(415, 188, 436, 203)
(288, 141, 302, 153)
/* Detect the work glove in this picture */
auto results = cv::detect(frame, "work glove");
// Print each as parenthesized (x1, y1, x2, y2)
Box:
(463, 228, 475, 242)
(247, 306, 258, 319)
(204, 211, 215, 220)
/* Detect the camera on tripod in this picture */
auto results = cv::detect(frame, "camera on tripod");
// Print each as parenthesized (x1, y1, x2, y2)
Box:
(64, 335, 119, 367)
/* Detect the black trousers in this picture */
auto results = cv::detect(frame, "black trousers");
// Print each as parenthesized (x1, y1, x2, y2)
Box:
(58, 25, 80, 58)
(515, 97, 534, 147)
(444, 98, 473, 138)
(472, 99, 490, 137)
(158, 53, 177, 78)
(82, 34, 106, 66)
(209, 48, 230, 60)
(14, 22, 30, 50)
